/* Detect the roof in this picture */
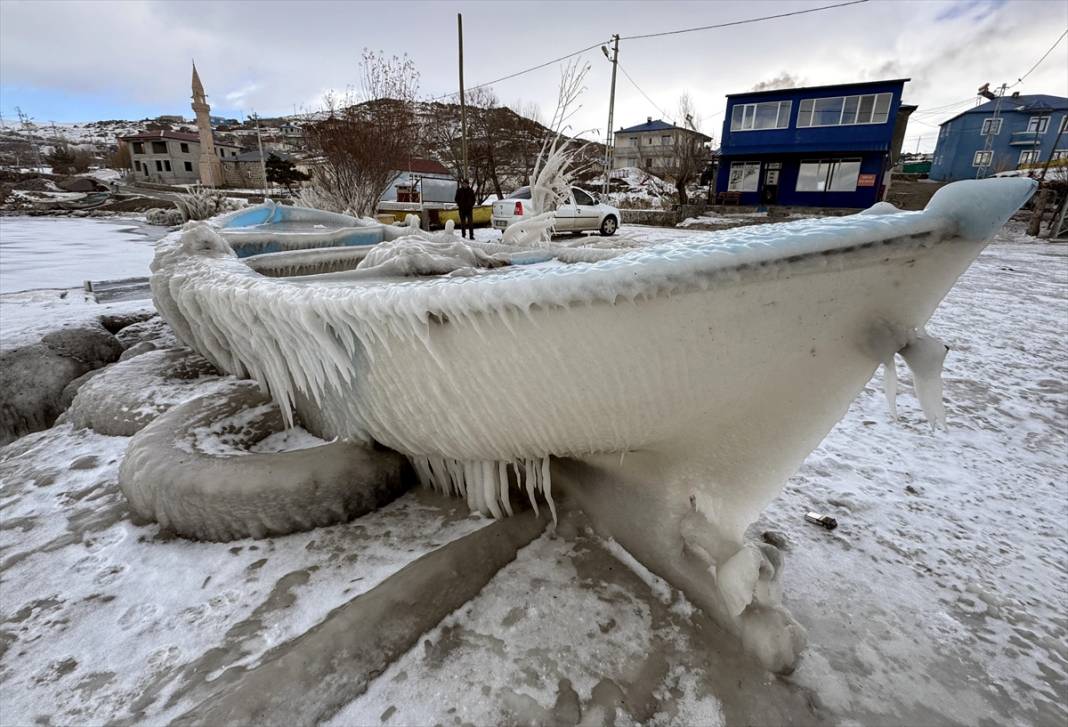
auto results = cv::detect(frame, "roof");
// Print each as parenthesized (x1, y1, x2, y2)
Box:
(940, 93, 1068, 125)
(616, 118, 713, 140)
(399, 158, 451, 175)
(726, 78, 911, 99)
(120, 130, 242, 147)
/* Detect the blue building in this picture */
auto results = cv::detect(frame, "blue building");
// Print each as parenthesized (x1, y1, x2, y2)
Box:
(715, 79, 914, 208)
(929, 93, 1068, 182)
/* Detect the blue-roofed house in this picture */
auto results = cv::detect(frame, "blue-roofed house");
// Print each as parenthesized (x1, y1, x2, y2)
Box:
(611, 117, 712, 176)
(929, 93, 1068, 181)
(714, 79, 914, 208)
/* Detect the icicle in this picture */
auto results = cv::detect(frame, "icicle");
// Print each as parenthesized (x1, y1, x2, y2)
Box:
(482, 461, 503, 519)
(524, 459, 540, 517)
(884, 357, 898, 419)
(900, 333, 949, 429)
(498, 461, 514, 517)
(540, 457, 557, 526)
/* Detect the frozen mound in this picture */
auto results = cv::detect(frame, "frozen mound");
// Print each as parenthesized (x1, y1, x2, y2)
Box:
(64, 347, 222, 436)
(119, 380, 410, 541)
(148, 177, 1036, 670)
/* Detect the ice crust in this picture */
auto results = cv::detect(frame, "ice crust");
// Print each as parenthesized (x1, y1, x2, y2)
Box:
(149, 177, 1035, 670)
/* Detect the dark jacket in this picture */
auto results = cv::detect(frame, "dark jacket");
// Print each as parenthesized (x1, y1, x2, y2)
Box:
(454, 185, 476, 211)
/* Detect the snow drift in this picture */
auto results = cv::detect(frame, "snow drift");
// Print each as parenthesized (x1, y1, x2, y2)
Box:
(146, 177, 1036, 671)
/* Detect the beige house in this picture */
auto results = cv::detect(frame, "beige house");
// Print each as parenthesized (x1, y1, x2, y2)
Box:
(121, 131, 241, 185)
(612, 117, 711, 174)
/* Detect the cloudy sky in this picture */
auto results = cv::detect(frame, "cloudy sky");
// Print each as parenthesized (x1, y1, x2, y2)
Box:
(1, 0, 1066, 152)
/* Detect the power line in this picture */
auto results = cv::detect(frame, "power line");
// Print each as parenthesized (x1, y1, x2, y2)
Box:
(619, 0, 869, 41)
(1008, 28, 1068, 89)
(616, 61, 674, 124)
(428, 40, 607, 102)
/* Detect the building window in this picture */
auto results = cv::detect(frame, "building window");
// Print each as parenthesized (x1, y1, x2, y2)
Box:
(796, 159, 862, 192)
(180, 142, 189, 153)
(1060, 117, 1068, 134)
(661, 135, 671, 145)
(134, 160, 141, 171)
(797, 93, 891, 127)
(645, 158, 653, 167)
(1027, 116, 1049, 134)
(1018, 150, 1040, 166)
(163, 160, 172, 171)
(155, 160, 163, 171)
(132, 142, 144, 154)
(727, 161, 761, 192)
(629, 137, 638, 146)
(939, 123, 950, 140)
(980, 118, 1002, 136)
(1052, 149, 1068, 161)
(151, 141, 167, 154)
(231, 150, 237, 157)
(973, 150, 993, 167)
(184, 161, 193, 171)
(731, 101, 792, 131)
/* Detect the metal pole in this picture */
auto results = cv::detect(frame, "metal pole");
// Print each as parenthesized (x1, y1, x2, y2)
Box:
(976, 84, 1005, 180)
(602, 34, 620, 197)
(458, 13, 469, 181)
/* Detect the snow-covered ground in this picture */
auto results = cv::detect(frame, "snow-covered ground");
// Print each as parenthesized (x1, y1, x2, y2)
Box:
(0, 216, 165, 296)
(0, 221, 1064, 725)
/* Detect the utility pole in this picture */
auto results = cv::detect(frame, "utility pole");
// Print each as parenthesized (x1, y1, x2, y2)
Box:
(975, 82, 1005, 180)
(458, 13, 469, 181)
(601, 34, 620, 197)
(914, 135, 922, 154)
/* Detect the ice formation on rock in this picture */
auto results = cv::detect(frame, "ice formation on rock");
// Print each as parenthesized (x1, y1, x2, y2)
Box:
(146, 177, 1036, 671)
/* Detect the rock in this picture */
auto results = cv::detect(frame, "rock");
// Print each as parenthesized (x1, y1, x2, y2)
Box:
(0, 323, 124, 445)
(66, 347, 220, 437)
(114, 316, 179, 350)
(58, 367, 109, 411)
(762, 530, 791, 551)
(99, 311, 156, 334)
(118, 341, 158, 361)
(55, 177, 100, 193)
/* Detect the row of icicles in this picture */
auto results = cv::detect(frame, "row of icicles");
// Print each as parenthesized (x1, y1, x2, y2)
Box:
(409, 455, 557, 524)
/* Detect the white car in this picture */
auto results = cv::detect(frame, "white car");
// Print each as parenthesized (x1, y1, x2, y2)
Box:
(492, 186, 620, 236)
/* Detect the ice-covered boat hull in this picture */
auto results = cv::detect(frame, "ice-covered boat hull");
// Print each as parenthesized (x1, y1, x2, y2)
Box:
(148, 178, 1036, 672)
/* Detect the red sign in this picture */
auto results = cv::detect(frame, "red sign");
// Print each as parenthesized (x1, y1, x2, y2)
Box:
(857, 174, 877, 187)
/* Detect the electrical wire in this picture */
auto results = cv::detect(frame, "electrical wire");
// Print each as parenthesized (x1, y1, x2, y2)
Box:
(619, 0, 869, 41)
(616, 61, 675, 124)
(1008, 28, 1068, 89)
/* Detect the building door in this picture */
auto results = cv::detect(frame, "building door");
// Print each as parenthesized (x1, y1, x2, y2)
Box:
(762, 162, 780, 204)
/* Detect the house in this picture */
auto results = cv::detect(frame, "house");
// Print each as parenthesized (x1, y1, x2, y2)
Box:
(714, 79, 914, 208)
(612, 118, 712, 174)
(929, 93, 1068, 181)
(221, 149, 295, 188)
(379, 158, 456, 204)
(121, 130, 242, 185)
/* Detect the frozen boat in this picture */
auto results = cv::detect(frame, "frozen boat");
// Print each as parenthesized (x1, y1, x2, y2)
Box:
(149, 177, 1036, 671)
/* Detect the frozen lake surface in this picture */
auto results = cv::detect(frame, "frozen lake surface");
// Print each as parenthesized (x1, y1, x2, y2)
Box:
(0, 221, 1064, 725)
(0, 216, 164, 294)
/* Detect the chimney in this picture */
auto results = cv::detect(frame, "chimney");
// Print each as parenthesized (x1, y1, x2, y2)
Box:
(647, 116, 652, 124)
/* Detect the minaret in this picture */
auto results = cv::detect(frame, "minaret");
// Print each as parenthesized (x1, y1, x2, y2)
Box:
(191, 62, 223, 187)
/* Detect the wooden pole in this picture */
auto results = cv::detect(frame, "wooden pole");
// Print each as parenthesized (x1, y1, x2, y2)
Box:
(458, 13, 469, 182)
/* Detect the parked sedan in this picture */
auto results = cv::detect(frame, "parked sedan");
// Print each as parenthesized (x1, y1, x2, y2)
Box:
(491, 186, 620, 236)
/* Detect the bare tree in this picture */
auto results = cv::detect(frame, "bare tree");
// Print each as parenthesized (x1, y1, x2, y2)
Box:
(663, 94, 708, 206)
(303, 50, 421, 216)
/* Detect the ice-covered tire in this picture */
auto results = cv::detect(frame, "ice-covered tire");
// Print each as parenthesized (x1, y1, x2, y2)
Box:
(65, 348, 221, 436)
(119, 380, 410, 541)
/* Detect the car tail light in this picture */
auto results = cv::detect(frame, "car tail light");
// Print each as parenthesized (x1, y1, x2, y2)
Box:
(514, 201, 523, 216)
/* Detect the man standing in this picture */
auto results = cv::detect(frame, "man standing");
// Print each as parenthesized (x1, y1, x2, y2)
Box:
(454, 178, 476, 240)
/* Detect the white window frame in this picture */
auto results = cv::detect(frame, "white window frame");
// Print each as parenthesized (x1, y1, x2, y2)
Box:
(973, 150, 993, 167)
(797, 92, 892, 128)
(980, 118, 1002, 136)
(730, 101, 792, 132)
(727, 161, 761, 192)
(1060, 116, 1068, 134)
(1018, 149, 1040, 166)
(795, 158, 863, 192)
(1026, 116, 1049, 134)
(1051, 149, 1068, 162)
